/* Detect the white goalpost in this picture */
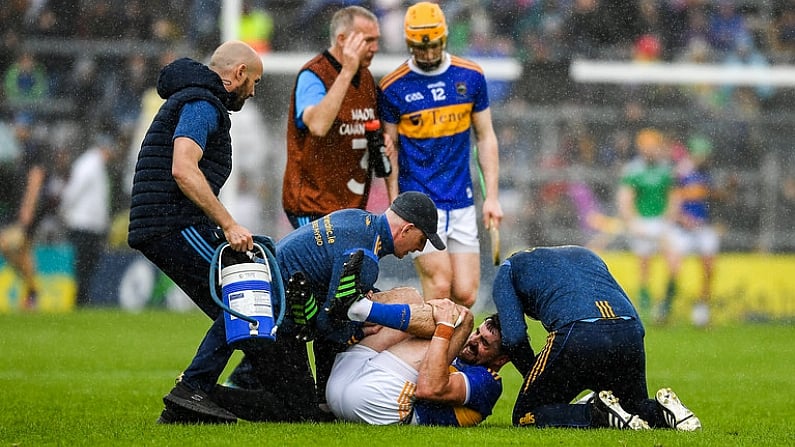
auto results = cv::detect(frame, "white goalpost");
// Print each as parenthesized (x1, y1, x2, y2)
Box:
(569, 59, 795, 87)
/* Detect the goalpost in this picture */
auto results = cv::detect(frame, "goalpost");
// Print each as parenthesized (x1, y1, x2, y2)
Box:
(569, 59, 795, 86)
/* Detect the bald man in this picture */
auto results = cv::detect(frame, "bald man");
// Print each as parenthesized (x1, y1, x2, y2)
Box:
(128, 41, 270, 424)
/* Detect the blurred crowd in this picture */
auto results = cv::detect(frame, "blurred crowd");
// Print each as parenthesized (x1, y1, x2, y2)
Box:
(1, 0, 795, 260)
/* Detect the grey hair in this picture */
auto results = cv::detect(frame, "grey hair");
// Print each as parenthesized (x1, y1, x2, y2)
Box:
(329, 5, 377, 46)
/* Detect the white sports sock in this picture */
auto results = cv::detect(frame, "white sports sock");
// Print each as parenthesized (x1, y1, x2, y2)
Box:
(347, 297, 373, 321)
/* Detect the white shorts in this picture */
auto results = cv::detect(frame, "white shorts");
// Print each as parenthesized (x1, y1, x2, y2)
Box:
(413, 205, 480, 257)
(670, 224, 720, 256)
(628, 217, 674, 257)
(326, 345, 419, 425)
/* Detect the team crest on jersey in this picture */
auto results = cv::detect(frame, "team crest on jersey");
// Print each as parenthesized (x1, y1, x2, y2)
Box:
(456, 82, 467, 97)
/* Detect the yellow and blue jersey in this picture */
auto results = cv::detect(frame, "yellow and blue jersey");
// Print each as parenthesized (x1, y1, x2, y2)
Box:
(379, 54, 490, 210)
(413, 358, 502, 426)
(678, 168, 712, 223)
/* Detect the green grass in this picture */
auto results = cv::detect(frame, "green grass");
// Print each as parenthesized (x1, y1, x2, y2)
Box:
(0, 310, 792, 446)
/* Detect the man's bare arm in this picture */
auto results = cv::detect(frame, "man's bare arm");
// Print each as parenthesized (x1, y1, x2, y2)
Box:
(172, 137, 252, 251)
(414, 302, 473, 405)
(383, 122, 400, 202)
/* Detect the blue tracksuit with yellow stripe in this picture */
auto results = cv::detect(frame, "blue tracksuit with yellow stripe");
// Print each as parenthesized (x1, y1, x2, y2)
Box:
(223, 208, 399, 419)
(493, 246, 668, 428)
(276, 208, 393, 343)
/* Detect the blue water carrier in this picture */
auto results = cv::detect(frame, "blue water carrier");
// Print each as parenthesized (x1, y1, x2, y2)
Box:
(209, 242, 285, 348)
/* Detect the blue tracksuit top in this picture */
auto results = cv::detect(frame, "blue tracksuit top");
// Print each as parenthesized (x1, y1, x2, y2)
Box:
(276, 208, 394, 342)
(492, 246, 641, 375)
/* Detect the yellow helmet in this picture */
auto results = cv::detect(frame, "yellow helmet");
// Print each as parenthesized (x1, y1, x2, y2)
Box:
(404, 2, 448, 47)
(635, 128, 663, 150)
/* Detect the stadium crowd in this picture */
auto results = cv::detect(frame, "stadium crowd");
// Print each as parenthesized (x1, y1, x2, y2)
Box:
(1, 0, 794, 287)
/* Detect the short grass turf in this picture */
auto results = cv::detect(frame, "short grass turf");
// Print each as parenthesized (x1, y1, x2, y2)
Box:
(0, 309, 792, 446)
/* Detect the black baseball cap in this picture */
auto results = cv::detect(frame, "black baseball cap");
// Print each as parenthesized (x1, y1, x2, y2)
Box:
(390, 191, 445, 250)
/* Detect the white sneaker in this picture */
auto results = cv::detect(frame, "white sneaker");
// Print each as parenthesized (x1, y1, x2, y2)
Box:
(591, 390, 650, 430)
(656, 387, 702, 431)
(691, 302, 710, 328)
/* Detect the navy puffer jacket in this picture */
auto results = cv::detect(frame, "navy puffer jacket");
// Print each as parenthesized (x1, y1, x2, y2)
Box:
(128, 58, 233, 248)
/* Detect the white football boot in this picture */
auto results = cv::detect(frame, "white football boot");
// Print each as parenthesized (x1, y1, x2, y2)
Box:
(656, 387, 702, 431)
(591, 390, 650, 430)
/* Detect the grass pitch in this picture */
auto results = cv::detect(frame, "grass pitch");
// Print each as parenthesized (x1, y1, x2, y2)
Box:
(0, 309, 792, 446)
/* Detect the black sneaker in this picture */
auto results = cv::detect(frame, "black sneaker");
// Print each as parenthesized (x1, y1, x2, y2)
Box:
(160, 382, 237, 424)
(287, 272, 318, 341)
(157, 407, 179, 424)
(590, 390, 650, 430)
(156, 405, 204, 424)
(325, 250, 366, 321)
